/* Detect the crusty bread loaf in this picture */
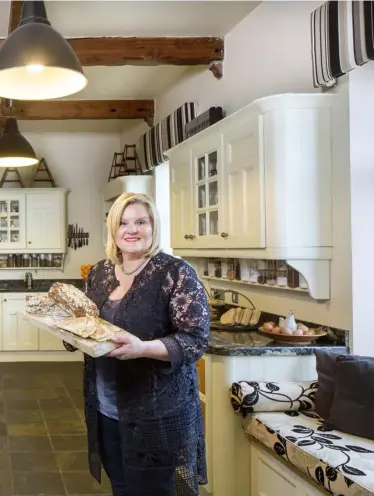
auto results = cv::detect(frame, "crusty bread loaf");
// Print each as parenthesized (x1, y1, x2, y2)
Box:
(26, 295, 73, 319)
(48, 282, 99, 318)
(56, 316, 123, 342)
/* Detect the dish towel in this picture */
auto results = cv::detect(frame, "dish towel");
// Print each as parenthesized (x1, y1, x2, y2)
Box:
(311, 0, 374, 88)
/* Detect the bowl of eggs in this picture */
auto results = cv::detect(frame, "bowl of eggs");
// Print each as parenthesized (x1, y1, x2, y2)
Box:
(258, 311, 327, 345)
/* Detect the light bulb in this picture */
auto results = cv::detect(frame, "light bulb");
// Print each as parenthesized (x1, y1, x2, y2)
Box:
(26, 64, 44, 73)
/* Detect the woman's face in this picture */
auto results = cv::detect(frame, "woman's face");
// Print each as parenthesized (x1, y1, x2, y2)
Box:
(115, 202, 153, 257)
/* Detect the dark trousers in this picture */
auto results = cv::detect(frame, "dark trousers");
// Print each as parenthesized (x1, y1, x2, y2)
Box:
(98, 412, 127, 496)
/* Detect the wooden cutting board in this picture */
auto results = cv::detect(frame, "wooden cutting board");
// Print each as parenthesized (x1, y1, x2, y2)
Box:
(21, 312, 124, 358)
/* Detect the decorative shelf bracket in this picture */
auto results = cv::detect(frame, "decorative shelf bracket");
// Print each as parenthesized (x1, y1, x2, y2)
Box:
(286, 259, 330, 300)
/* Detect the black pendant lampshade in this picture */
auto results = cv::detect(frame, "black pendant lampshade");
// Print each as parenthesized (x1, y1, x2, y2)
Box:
(0, 1, 87, 100)
(0, 118, 38, 167)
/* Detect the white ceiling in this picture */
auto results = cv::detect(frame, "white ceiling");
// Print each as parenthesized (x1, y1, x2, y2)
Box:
(0, 1, 259, 38)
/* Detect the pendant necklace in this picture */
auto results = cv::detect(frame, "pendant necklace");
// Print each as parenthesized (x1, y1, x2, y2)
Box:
(121, 258, 148, 276)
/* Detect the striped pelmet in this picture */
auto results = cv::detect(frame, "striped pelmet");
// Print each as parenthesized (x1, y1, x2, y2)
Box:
(311, 0, 374, 88)
(142, 102, 198, 171)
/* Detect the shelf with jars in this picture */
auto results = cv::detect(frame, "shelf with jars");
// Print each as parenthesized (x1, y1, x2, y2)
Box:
(0, 253, 65, 270)
(193, 257, 330, 301)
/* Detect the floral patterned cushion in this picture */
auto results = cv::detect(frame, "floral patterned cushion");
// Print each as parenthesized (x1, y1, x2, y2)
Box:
(244, 411, 374, 496)
(230, 381, 318, 416)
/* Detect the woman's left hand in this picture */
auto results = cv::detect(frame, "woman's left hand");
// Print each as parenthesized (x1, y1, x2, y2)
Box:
(107, 332, 147, 360)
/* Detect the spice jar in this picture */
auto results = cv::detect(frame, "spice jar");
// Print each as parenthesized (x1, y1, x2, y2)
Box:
(239, 259, 250, 282)
(7, 254, 14, 268)
(257, 260, 267, 285)
(287, 268, 300, 288)
(54, 255, 63, 268)
(227, 259, 235, 280)
(31, 254, 39, 268)
(39, 254, 46, 268)
(221, 258, 228, 279)
(214, 260, 221, 278)
(266, 260, 277, 286)
(249, 260, 259, 283)
(276, 261, 288, 287)
(22, 254, 30, 267)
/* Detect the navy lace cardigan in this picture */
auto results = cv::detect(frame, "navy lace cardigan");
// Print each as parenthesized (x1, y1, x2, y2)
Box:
(68, 252, 210, 495)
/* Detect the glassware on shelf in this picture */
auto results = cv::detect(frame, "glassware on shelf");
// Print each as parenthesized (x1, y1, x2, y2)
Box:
(53, 255, 63, 268)
(15, 254, 22, 268)
(239, 259, 250, 282)
(0, 202, 7, 214)
(208, 151, 217, 177)
(197, 156, 205, 181)
(7, 254, 14, 268)
(10, 217, 19, 228)
(39, 254, 46, 268)
(198, 185, 206, 208)
(22, 254, 30, 267)
(31, 254, 39, 268)
(276, 261, 288, 287)
(227, 259, 235, 280)
(287, 267, 300, 288)
(0, 255, 7, 268)
(221, 258, 228, 279)
(10, 232, 19, 243)
(249, 260, 259, 283)
(214, 260, 222, 278)
(208, 259, 215, 277)
(208, 181, 218, 206)
(198, 213, 207, 236)
(266, 260, 277, 286)
(10, 201, 19, 213)
(0, 231, 8, 243)
(209, 211, 218, 235)
(234, 259, 241, 280)
(46, 254, 53, 268)
(258, 260, 267, 285)
(299, 274, 308, 290)
(0, 218, 7, 229)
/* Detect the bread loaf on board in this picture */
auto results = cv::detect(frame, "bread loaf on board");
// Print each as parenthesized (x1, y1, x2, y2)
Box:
(26, 295, 73, 319)
(48, 282, 99, 318)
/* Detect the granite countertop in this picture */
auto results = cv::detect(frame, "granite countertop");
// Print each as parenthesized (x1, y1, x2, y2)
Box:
(0, 279, 85, 293)
(207, 330, 349, 357)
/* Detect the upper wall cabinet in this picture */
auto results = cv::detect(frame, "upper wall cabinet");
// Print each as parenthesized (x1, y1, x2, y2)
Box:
(166, 94, 334, 261)
(0, 188, 67, 253)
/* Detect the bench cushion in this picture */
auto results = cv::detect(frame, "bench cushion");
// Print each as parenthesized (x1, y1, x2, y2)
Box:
(244, 410, 374, 496)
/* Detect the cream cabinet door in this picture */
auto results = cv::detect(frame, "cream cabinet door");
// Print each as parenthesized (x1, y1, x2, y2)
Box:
(26, 192, 65, 250)
(221, 113, 266, 248)
(170, 150, 193, 248)
(2, 294, 39, 351)
(0, 194, 26, 250)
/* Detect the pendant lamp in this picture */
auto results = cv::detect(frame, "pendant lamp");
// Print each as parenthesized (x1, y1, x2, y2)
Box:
(0, 1, 87, 100)
(0, 118, 38, 167)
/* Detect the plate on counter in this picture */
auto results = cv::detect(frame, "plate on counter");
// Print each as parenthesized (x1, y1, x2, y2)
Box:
(258, 327, 327, 345)
(210, 321, 258, 332)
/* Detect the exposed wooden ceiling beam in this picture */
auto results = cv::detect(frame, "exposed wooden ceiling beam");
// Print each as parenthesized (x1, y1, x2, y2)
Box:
(0, 99, 154, 120)
(8, 1, 23, 34)
(0, 36, 224, 66)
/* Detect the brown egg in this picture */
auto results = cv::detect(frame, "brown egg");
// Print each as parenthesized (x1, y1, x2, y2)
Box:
(297, 323, 309, 332)
(281, 327, 293, 335)
(263, 322, 275, 332)
(271, 326, 281, 334)
(304, 330, 313, 336)
(294, 329, 303, 336)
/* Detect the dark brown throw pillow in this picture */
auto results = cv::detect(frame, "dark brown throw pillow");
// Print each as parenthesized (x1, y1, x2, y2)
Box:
(314, 350, 347, 420)
(326, 358, 374, 440)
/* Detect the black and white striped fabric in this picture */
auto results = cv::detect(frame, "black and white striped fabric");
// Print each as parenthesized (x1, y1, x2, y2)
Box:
(311, 0, 374, 88)
(142, 102, 198, 171)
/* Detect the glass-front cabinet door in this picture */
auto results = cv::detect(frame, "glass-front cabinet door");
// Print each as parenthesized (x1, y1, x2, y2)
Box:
(192, 136, 225, 248)
(0, 195, 26, 250)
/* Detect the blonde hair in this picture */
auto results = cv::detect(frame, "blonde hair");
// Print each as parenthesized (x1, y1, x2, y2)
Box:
(105, 192, 161, 265)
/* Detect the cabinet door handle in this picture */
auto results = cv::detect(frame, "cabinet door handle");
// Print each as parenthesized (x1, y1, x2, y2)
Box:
(221, 232, 229, 238)
(3, 299, 6, 302)
(28, 241, 31, 244)
(188, 234, 196, 240)
(184, 234, 189, 239)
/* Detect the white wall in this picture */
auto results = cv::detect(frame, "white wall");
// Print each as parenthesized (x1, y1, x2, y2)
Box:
(0, 121, 120, 280)
(348, 63, 374, 354)
(120, 1, 352, 329)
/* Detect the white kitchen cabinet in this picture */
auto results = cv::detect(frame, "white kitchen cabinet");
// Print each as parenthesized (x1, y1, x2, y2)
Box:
(26, 190, 66, 251)
(221, 112, 266, 249)
(2, 293, 39, 351)
(170, 150, 194, 248)
(0, 188, 67, 254)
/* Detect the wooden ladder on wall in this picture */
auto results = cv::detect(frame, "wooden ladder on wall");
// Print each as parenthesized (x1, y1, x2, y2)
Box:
(108, 144, 143, 182)
(31, 158, 56, 187)
(0, 168, 25, 188)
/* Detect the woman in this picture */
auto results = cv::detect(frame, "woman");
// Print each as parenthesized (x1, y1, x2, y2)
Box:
(65, 192, 209, 496)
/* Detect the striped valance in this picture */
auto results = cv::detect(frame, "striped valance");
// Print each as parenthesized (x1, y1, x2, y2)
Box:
(142, 102, 198, 171)
(311, 1, 374, 88)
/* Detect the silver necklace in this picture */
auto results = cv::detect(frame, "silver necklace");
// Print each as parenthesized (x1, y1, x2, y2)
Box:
(121, 258, 148, 276)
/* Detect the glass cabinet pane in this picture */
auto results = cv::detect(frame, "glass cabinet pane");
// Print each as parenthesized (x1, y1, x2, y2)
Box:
(10, 216, 19, 228)
(0, 217, 7, 229)
(197, 156, 205, 181)
(208, 151, 217, 177)
(10, 201, 19, 213)
(209, 211, 219, 235)
(10, 231, 19, 243)
(198, 213, 207, 236)
(198, 185, 206, 208)
(0, 231, 8, 243)
(209, 181, 218, 206)
(0, 202, 7, 214)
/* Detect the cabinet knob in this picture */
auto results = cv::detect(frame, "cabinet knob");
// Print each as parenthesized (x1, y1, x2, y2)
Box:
(188, 234, 196, 240)
(184, 234, 189, 239)
(3, 299, 6, 302)
(221, 232, 229, 238)
(28, 241, 31, 244)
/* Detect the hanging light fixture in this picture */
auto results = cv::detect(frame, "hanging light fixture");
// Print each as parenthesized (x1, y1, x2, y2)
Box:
(0, 1, 87, 100)
(0, 118, 38, 167)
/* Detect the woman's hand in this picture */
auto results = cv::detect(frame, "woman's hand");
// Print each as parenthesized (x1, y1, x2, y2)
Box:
(107, 333, 147, 360)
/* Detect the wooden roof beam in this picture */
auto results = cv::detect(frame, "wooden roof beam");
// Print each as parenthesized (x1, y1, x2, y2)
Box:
(0, 99, 155, 120)
(0, 36, 224, 66)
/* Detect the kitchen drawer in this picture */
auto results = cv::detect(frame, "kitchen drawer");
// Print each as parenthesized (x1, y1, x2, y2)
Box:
(196, 358, 205, 394)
